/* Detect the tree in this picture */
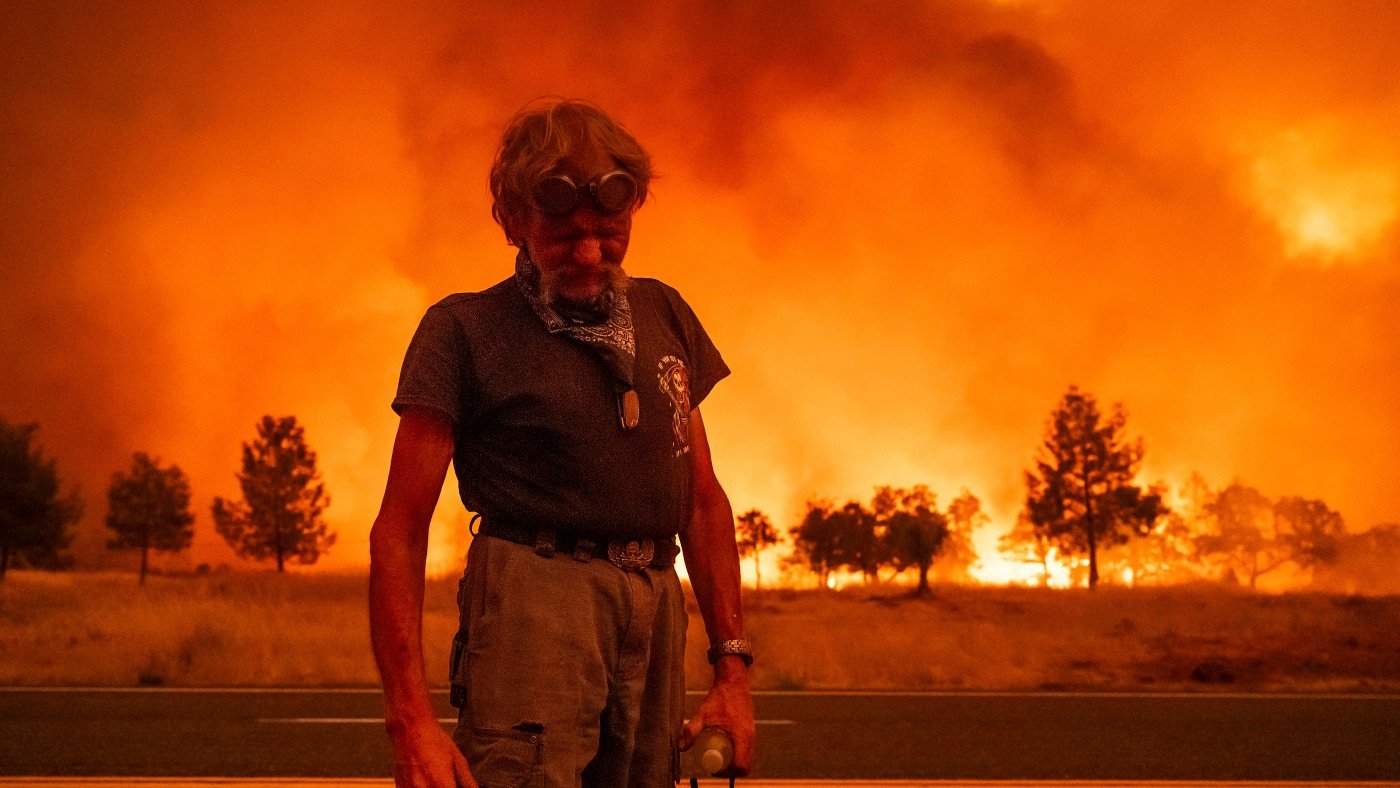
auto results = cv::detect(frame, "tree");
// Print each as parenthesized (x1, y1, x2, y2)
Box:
(873, 485, 948, 596)
(830, 500, 884, 585)
(1196, 484, 1348, 590)
(1194, 482, 1280, 589)
(791, 500, 840, 589)
(105, 452, 195, 584)
(736, 509, 780, 601)
(0, 418, 82, 580)
(1096, 483, 1171, 584)
(939, 490, 989, 582)
(1271, 495, 1345, 571)
(1022, 386, 1162, 589)
(212, 415, 334, 571)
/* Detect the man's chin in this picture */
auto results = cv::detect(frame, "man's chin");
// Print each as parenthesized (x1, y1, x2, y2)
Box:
(556, 284, 609, 304)
(544, 269, 629, 308)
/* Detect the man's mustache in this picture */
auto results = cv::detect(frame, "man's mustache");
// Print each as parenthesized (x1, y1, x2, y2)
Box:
(540, 262, 629, 306)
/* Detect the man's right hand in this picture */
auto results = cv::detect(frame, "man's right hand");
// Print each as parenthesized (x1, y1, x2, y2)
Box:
(372, 408, 470, 786)
(389, 718, 476, 788)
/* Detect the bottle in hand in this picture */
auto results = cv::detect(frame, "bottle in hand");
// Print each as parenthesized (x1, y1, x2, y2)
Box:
(680, 725, 734, 777)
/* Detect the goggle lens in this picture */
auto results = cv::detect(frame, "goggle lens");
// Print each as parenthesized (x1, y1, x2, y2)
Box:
(533, 176, 582, 215)
(531, 170, 638, 215)
(592, 171, 638, 212)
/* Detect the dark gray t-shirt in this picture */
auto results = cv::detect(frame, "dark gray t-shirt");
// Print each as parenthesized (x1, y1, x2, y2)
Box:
(391, 275, 729, 540)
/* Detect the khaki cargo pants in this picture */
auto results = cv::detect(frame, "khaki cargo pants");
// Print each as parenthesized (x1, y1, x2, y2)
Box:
(450, 532, 688, 787)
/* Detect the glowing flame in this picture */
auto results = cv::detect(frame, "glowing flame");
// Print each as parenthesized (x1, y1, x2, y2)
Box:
(7, 3, 1400, 580)
(1247, 123, 1398, 261)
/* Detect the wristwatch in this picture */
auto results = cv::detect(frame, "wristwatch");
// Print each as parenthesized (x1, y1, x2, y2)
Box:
(707, 637, 754, 667)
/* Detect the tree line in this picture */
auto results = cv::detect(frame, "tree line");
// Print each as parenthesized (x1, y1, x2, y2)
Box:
(998, 386, 1379, 590)
(6, 386, 1396, 592)
(735, 385, 1397, 592)
(0, 414, 334, 583)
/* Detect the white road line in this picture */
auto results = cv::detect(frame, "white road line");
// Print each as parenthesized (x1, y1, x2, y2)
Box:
(3, 686, 1397, 700)
(255, 717, 796, 725)
(1, 779, 1396, 786)
(725, 690, 1400, 701)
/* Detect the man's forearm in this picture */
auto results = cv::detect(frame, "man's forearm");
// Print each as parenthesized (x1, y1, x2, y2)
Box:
(369, 516, 438, 733)
(679, 487, 746, 677)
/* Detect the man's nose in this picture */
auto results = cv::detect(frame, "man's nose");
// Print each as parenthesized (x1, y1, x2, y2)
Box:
(571, 236, 603, 268)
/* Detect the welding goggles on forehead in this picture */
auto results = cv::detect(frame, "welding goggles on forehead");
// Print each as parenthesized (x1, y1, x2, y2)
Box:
(530, 169, 639, 216)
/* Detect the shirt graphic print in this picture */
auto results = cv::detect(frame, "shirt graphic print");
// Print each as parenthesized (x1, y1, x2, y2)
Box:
(656, 355, 692, 457)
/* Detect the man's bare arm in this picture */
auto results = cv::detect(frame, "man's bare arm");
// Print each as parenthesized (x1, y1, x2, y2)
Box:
(677, 406, 755, 776)
(369, 405, 473, 786)
(679, 407, 746, 665)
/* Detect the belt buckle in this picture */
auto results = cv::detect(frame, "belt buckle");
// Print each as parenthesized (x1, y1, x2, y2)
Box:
(606, 538, 654, 570)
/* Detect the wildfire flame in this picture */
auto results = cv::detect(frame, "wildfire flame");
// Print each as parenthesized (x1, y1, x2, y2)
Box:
(2, 2, 1397, 583)
(1246, 123, 1398, 261)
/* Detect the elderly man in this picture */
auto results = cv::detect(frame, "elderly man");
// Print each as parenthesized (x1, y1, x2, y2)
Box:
(369, 98, 756, 788)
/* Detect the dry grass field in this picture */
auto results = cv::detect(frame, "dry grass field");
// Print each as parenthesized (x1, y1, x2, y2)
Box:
(1, 569, 1396, 692)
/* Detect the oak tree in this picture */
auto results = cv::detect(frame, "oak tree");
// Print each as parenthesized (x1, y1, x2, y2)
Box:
(791, 500, 840, 589)
(736, 508, 780, 601)
(106, 452, 195, 584)
(872, 485, 948, 596)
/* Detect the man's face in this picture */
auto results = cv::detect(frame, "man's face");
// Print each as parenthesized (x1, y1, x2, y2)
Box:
(513, 145, 634, 306)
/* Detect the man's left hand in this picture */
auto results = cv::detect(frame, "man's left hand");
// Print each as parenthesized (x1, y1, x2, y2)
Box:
(676, 660, 755, 777)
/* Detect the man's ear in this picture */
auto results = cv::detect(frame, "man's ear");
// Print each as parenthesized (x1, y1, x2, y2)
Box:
(503, 206, 531, 248)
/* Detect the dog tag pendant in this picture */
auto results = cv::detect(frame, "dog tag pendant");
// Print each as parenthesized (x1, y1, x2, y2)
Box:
(617, 387, 640, 430)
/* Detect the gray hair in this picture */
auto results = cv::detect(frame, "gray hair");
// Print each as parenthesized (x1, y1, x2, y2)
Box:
(489, 98, 653, 245)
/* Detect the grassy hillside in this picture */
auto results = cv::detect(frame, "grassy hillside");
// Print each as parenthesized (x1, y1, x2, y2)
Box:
(1, 570, 1395, 691)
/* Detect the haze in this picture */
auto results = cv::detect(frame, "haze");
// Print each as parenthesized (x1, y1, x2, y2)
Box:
(3, 0, 1397, 576)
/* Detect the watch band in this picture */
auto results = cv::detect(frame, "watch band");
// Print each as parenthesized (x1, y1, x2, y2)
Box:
(707, 637, 754, 667)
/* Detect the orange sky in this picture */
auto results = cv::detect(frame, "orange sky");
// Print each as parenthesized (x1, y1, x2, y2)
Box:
(2, 0, 1397, 577)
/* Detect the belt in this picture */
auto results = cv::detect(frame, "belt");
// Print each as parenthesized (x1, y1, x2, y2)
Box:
(476, 515, 679, 571)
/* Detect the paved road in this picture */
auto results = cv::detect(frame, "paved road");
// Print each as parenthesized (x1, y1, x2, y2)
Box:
(1, 689, 1396, 781)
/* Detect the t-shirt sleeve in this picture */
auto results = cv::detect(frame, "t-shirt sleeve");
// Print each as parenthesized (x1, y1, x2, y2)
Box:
(661, 284, 730, 409)
(391, 304, 470, 428)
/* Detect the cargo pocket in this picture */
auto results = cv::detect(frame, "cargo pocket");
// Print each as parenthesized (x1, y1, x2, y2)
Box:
(451, 537, 490, 710)
(456, 723, 545, 788)
(448, 630, 469, 709)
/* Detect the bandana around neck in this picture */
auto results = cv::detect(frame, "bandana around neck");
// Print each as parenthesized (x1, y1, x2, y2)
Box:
(513, 247, 637, 393)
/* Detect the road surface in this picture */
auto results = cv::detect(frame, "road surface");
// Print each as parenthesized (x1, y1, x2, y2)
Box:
(0, 688, 1396, 781)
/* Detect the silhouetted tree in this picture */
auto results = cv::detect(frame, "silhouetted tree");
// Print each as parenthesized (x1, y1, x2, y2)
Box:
(212, 415, 333, 572)
(736, 508, 780, 601)
(1196, 484, 1347, 590)
(105, 452, 195, 584)
(1195, 482, 1279, 589)
(873, 485, 948, 596)
(0, 418, 82, 580)
(792, 500, 840, 589)
(1087, 481, 1172, 585)
(831, 500, 884, 585)
(1022, 386, 1163, 589)
(1272, 496, 1345, 570)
